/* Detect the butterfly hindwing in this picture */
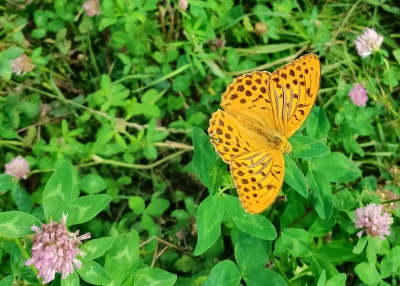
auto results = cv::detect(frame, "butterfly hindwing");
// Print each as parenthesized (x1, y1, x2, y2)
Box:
(268, 54, 321, 138)
(231, 151, 284, 214)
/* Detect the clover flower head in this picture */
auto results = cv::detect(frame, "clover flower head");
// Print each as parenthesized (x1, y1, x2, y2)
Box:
(355, 203, 393, 240)
(349, 83, 368, 107)
(179, 0, 188, 11)
(354, 28, 384, 58)
(83, 0, 102, 17)
(10, 54, 34, 76)
(25, 213, 91, 284)
(5, 155, 30, 180)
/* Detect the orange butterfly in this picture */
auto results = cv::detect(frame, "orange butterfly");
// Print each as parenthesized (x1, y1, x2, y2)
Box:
(208, 54, 321, 214)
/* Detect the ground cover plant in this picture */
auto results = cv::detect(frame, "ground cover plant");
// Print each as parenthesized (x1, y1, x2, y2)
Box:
(0, 0, 399, 285)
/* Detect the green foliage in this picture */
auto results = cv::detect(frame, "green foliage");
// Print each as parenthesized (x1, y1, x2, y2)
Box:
(0, 0, 399, 285)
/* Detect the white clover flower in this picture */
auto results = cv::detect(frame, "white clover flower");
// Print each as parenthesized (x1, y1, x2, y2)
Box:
(354, 28, 384, 58)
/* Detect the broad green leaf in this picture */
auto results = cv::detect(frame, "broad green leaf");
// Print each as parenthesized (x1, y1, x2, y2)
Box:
(128, 196, 146, 214)
(325, 273, 347, 286)
(316, 240, 363, 265)
(0, 211, 41, 238)
(354, 263, 380, 286)
(233, 230, 271, 273)
(145, 198, 170, 216)
(203, 260, 241, 286)
(366, 236, 379, 265)
(65, 194, 111, 226)
(79, 174, 106, 194)
(223, 195, 276, 240)
(353, 236, 368, 254)
(0, 174, 19, 195)
(289, 136, 329, 158)
(11, 186, 32, 213)
(284, 156, 308, 198)
(76, 260, 111, 285)
(243, 268, 288, 286)
(61, 270, 79, 286)
(42, 161, 73, 221)
(105, 230, 139, 281)
(192, 127, 225, 195)
(306, 106, 330, 139)
(281, 228, 313, 257)
(317, 270, 326, 286)
(306, 170, 333, 219)
(0, 275, 15, 286)
(194, 194, 224, 256)
(380, 246, 400, 278)
(311, 256, 340, 280)
(308, 217, 335, 237)
(81, 237, 115, 261)
(134, 267, 177, 286)
(174, 255, 196, 273)
(99, 17, 117, 31)
(311, 153, 361, 183)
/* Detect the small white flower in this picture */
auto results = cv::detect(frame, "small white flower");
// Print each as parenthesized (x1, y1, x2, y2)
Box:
(10, 54, 34, 76)
(5, 155, 30, 179)
(83, 0, 102, 17)
(354, 28, 384, 58)
(355, 203, 393, 240)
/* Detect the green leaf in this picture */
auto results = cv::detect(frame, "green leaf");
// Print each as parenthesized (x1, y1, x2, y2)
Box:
(223, 195, 276, 240)
(79, 173, 106, 195)
(0, 275, 15, 286)
(192, 127, 225, 195)
(76, 260, 111, 285)
(366, 236, 379, 265)
(0, 60, 12, 80)
(281, 228, 313, 257)
(134, 267, 177, 286)
(317, 270, 326, 286)
(233, 230, 271, 273)
(174, 255, 196, 273)
(203, 260, 241, 286)
(289, 136, 329, 158)
(306, 170, 333, 219)
(81, 237, 115, 261)
(311, 256, 340, 280)
(11, 186, 33, 213)
(354, 262, 380, 286)
(306, 106, 330, 139)
(393, 49, 400, 65)
(0, 174, 19, 195)
(311, 153, 361, 183)
(243, 268, 288, 286)
(105, 231, 139, 281)
(284, 155, 308, 198)
(194, 194, 224, 256)
(99, 17, 117, 31)
(145, 198, 170, 216)
(0, 211, 42, 238)
(380, 246, 400, 278)
(61, 270, 79, 286)
(42, 161, 73, 222)
(325, 273, 347, 286)
(353, 236, 368, 254)
(128, 196, 146, 214)
(65, 194, 111, 226)
(316, 240, 363, 265)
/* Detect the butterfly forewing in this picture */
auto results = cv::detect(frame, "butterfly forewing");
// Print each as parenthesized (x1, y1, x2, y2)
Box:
(269, 54, 321, 138)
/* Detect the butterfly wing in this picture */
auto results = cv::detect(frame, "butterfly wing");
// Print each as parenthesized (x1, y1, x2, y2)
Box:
(208, 109, 269, 163)
(231, 151, 284, 214)
(208, 109, 284, 214)
(268, 54, 321, 138)
(220, 71, 280, 133)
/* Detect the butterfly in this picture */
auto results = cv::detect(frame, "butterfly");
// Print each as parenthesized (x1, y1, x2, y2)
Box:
(208, 54, 321, 214)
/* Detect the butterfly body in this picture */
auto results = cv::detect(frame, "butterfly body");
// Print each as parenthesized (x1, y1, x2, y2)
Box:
(208, 54, 320, 214)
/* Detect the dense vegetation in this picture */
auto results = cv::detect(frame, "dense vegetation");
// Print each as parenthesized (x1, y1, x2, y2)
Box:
(0, 0, 399, 285)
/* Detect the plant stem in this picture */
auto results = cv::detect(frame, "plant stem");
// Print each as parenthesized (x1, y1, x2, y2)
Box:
(270, 255, 292, 286)
(91, 150, 189, 170)
(14, 238, 39, 277)
(382, 198, 400, 205)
